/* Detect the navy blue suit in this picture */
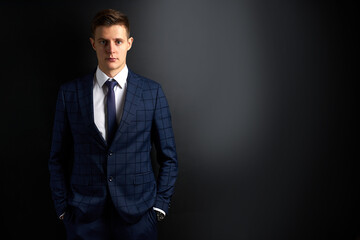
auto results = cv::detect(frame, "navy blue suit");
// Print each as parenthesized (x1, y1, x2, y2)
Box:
(49, 69, 178, 236)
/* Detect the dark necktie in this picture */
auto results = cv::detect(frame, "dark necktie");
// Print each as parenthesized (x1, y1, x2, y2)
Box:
(106, 80, 118, 143)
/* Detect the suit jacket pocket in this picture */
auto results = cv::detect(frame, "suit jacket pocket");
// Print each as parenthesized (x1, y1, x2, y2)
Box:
(133, 171, 155, 185)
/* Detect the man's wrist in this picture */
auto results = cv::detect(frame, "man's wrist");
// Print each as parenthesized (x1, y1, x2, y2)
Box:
(152, 207, 165, 216)
(59, 212, 65, 220)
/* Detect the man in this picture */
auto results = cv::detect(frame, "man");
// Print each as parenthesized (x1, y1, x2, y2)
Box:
(48, 9, 178, 240)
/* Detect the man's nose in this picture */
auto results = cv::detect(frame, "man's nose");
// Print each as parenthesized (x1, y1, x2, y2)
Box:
(106, 41, 115, 53)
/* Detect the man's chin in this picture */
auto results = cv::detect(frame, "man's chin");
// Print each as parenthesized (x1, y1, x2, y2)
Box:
(100, 63, 124, 74)
(102, 62, 119, 69)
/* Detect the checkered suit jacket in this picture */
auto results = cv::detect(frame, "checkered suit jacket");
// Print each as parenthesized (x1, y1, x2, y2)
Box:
(49, 69, 178, 223)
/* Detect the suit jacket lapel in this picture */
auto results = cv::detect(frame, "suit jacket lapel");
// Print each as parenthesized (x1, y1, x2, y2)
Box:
(77, 72, 108, 148)
(112, 70, 143, 143)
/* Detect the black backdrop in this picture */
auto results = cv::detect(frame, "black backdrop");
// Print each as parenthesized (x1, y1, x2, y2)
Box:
(0, 0, 358, 239)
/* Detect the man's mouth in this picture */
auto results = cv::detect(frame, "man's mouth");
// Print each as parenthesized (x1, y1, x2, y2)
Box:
(106, 57, 117, 62)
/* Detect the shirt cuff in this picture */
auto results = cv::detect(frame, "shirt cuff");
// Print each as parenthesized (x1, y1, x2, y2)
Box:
(153, 207, 166, 216)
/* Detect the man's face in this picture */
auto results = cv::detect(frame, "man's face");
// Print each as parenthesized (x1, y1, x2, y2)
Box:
(90, 25, 133, 77)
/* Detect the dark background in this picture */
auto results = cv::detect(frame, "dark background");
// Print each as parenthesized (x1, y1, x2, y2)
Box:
(0, 0, 358, 239)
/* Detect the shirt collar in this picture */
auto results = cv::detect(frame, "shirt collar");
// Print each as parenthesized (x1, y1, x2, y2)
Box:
(95, 65, 128, 88)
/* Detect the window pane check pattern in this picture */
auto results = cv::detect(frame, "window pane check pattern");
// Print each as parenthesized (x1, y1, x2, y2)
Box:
(49, 70, 178, 224)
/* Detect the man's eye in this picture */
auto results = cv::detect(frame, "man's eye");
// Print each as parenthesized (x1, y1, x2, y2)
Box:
(116, 41, 122, 44)
(100, 40, 106, 45)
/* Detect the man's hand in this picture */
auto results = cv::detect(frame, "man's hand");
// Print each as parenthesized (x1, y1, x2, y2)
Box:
(156, 211, 165, 222)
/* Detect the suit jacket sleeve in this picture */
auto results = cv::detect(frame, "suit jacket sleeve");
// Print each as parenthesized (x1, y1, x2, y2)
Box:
(152, 85, 178, 215)
(48, 86, 72, 217)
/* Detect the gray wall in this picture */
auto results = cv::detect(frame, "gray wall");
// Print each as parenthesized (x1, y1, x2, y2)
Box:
(0, 0, 358, 239)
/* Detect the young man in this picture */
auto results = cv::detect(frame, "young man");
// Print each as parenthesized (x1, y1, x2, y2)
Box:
(48, 9, 178, 240)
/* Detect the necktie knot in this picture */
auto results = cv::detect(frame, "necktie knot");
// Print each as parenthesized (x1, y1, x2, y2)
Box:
(106, 79, 118, 90)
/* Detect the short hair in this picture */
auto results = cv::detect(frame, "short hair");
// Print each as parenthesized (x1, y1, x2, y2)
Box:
(91, 9, 130, 38)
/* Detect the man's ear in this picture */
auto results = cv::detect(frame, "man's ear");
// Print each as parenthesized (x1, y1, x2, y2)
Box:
(127, 37, 134, 51)
(89, 37, 96, 51)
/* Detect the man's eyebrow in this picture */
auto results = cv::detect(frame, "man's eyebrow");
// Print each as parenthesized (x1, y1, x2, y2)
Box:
(97, 37, 125, 41)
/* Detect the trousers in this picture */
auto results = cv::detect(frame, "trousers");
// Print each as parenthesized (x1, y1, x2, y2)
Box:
(63, 199, 158, 240)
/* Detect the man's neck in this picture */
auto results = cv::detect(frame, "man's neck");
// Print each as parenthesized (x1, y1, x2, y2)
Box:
(99, 65, 125, 78)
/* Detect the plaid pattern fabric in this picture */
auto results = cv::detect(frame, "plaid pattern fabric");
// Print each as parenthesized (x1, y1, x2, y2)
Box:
(49, 70, 178, 223)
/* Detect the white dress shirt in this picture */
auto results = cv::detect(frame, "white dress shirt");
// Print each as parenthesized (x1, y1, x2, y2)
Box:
(93, 65, 128, 142)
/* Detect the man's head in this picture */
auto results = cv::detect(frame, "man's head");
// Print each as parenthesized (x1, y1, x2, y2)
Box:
(90, 9, 134, 77)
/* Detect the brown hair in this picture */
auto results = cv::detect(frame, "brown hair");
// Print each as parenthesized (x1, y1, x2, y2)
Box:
(91, 9, 130, 38)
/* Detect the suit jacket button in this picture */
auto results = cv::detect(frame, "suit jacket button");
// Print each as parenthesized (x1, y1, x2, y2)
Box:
(108, 176, 113, 182)
(108, 152, 113, 156)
